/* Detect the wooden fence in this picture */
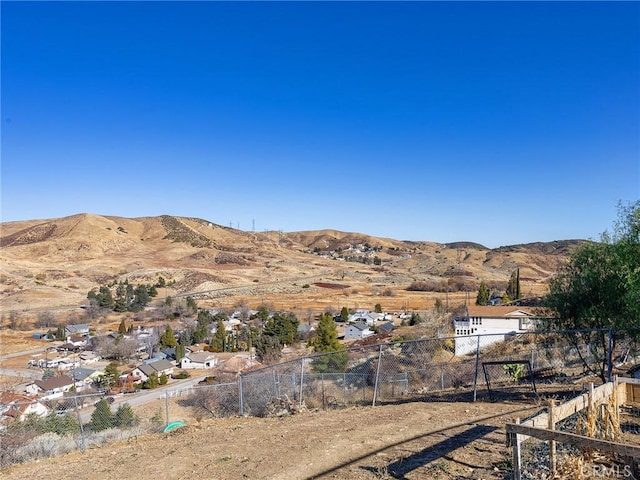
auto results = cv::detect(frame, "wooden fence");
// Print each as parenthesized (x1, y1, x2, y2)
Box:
(506, 376, 640, 480)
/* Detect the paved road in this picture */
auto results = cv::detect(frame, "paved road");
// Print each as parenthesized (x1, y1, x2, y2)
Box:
(0, 345, 59, 361)
(76, 374, 210, 423)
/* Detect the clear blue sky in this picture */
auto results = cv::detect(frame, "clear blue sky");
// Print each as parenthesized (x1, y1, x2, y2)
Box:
(1, 1, 638, 248)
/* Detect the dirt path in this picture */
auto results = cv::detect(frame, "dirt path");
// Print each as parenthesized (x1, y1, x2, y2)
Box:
(3, 400, 540, 480)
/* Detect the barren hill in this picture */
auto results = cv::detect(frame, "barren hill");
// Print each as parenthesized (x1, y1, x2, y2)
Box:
(0, 213, 584, 314)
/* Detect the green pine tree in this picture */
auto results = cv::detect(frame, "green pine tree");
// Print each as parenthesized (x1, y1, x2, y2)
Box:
(159, 325, 178, 348)
(476, 281, 490, 305)
(90, 399, 114, 432)
(311, 313, 347, 373)
(114, 403, 139, 428)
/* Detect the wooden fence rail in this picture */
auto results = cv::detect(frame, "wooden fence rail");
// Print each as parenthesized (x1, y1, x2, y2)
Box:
(506, 377, 640, 480)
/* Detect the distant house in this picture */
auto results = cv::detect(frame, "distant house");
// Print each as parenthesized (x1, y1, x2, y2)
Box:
(65, 324, 89, 336)
(180, 351, 217, 370)
(0, 392, 50, 422)
(452, 306, 543, 355)
(69, 368, 99, 390)
(131, 359, 175, 383)
(377, 321, 395, 334)
(345, 322, 374, 340)
(79, 351, 100, 364)
(25, 375, 75, 399)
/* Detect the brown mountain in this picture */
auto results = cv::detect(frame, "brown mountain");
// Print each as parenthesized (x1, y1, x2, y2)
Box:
(0, 213, 584, 314)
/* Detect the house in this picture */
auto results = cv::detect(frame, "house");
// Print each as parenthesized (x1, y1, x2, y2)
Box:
(25, 375, 75, 400)
(348, 310, 385, 326)
(452, 305, 543, 355)
(69, 367, 99, 390)
(180, 351, 217, 369)
(78, 351, 100, 364)
(0, 392, 50, 422)
(65, 324, 89, 336)
(159, 347, 176, 361)
(56, 358, 80, 371)
(377, 321, 395, 334)
(344, 322, 375, 340)
(131, 359, 175, 382)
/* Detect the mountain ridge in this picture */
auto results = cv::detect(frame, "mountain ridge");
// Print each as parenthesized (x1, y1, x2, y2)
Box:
(0, 213, 585, 313)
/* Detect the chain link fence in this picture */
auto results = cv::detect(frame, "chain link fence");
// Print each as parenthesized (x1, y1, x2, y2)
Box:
(2, 327, 639, 469)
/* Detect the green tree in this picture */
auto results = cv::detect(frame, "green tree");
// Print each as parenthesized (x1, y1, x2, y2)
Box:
(476, 281, 490, 305)
(159, 325, 178, 348)
(90, 399, 114, 432)
(159, 372, 168, 385)
(254, 334, 282, 364)
(114, 284, 127, 312)
(263, 312, 299, 346)
(143, 372, 159, 389)
(186, 296, 198, 314)
(543, 200, 640, 381)
(113, 403, 140, 428)
(211, 319, 227, 352)
(102, 362, 120, 387)
(340, 306, 349, 323)
(157, 276, 166, 288)
(175, 344, 186, 362)
(373, 256, 382, 266)
(118, 319, 127, 335)
(374, 303, 383, 313)
(55, 324, 66, 340)
(311, 313, 348, 373)
(506, 269, 521, 301)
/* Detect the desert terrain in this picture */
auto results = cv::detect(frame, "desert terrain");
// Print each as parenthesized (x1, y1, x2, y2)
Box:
(0, 213, 579, 322)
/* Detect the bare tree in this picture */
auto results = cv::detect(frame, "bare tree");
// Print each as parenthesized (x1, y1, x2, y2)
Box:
(7, 311, 22, 330)
(114, 336, 139, 361)
(137, 329, 159, 358)
(36, 311, 56, 328)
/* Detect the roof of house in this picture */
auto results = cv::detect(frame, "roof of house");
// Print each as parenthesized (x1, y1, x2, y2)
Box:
(465, 306, 536, 318)
(65, 324, 89, 333)
(70, 368, 97, 381)
(136, 363, 155, 377)
(33, 374, 74, 391)
(349, 322, 370, 331)
(186, 351, 216, 363)
(149, 359, 175, 372)
(378, 321, 395, 332)
(0, 391, 35, 405)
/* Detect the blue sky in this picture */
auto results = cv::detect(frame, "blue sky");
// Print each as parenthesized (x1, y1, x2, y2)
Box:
(1, 1, 638, 248)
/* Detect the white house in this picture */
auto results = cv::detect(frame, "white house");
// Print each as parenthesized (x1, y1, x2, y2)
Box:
(25, 375, 75, 400)
(0, 392, 50, 422)
(453, 306, 541, 355)
(65, 324, 89, 336)
(344, 322, 375, 340)
(180, 351, 217, 369)
(130, 359, 175, 383)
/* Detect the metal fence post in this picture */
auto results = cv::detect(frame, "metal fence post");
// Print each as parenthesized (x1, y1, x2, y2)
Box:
(73, 394, 86, 454)
(165, 390, 169, 428)
(299, 357, 305, 409)
(372, 344, 383, 407)
(473, 335, 481, 402)
(238, 373, 244, 415)
(607, 328, 614, 382)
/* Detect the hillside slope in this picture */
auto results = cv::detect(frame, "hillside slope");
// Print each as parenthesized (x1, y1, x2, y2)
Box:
(0, 213, 583, 313)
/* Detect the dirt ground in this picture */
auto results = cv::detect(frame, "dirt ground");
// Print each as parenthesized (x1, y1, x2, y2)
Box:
(3, 399, 541, 480)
